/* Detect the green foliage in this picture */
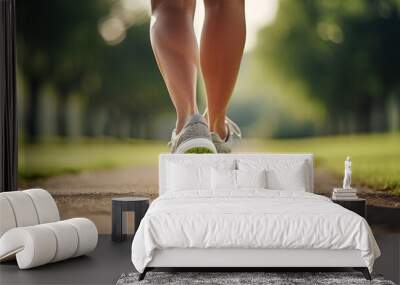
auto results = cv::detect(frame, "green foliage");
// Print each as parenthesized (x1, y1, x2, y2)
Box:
(16, 1, 171, 140)
(256, 0, 400, 134)
(17, 0, 111, 140)
(87, 23, 169, 134)
(257, 133, 400, 195)
(17, 0, 108, 85)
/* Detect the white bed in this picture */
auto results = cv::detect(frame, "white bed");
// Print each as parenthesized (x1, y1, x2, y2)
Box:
(131, 154, 380, 280)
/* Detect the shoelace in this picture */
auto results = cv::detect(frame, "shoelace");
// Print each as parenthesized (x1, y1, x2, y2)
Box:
(168, 129, 177, 148)
(203, 109, 242, 140)
(225, 116, 242, 140)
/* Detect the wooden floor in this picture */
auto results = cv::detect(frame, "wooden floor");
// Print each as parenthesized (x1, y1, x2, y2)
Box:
(1, 235, 399, 285)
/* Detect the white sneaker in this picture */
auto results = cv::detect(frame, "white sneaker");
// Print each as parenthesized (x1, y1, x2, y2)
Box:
(210, 116, 242, 153)
(169, 114, 217, 154)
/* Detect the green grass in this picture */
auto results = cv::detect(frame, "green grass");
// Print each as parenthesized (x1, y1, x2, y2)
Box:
(255, 133, 400, 195)
(19, 139, 168, 180)
(19, 134, 400, 196)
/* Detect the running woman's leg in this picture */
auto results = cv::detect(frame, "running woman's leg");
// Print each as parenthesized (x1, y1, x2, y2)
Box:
(200, 0, 246, 139)
(150, 0, 198, 133)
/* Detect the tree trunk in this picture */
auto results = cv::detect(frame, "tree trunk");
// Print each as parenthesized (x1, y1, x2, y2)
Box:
(325, 111, 339, 135)
(25, 78, 40, 143)
(56, 91, 68, 137)
(387, 94, 399, 133)
(355, 97, 372, 133)
(83, 106, 94, 137)
(370, 96, 387, 132)
(103, 111, 114, 137)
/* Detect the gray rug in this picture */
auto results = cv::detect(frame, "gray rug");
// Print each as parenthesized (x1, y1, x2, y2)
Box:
(116, 272, 395, 285)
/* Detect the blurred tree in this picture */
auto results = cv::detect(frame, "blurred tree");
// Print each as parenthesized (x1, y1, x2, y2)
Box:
(17, 0, 171, 141)
(256, 0, 400, 134)
(86, 22, 170, 138)
(51, 1, 109, 137)
(17, 0, 109, 141)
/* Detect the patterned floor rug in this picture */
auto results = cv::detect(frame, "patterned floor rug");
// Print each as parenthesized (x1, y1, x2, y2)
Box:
(116, 271, 395, 285)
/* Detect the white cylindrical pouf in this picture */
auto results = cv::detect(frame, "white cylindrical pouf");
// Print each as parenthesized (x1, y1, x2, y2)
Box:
(0, 226, 57, 269)
(0, 196, 16, 237)
(43, 221, 79, 262)
(24, 189, 60, 223)
(1, 192, 39, 227)
(0, 189, 98, 269)
(65, 218, 98, 257)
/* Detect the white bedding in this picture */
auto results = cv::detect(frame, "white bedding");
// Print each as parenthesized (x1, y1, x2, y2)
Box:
(131, 190, 380, 273)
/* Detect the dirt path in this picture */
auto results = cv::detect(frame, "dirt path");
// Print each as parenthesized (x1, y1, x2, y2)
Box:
(20, 166, 159, 197)
(22, 163, 398, 204)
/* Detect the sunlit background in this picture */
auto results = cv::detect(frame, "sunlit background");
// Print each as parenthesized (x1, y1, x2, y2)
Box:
(16, 0, 400, 207)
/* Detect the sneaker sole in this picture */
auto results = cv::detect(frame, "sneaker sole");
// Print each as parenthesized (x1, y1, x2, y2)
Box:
(185, 147, 215, 154)
(175, 138, 217, 154)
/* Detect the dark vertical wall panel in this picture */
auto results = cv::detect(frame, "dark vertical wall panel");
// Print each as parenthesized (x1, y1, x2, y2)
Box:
(0, 0, 18, 192)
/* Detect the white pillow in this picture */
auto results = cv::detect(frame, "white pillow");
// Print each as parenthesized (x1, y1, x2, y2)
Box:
(167, 162, 211, 191)
(211, 169, 268, 190)
(238, 159, 308, 191)
(211, 168, 236, 190)
(267, 165, 307, 191)
(236, 169, 267, 189)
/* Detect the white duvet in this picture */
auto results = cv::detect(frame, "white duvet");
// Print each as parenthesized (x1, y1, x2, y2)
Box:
(131, 190, 380, 273)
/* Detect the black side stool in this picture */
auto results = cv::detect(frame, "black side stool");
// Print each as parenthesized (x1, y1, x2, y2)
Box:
(332, 198, 367, 218)
(112, 197, 150, 242)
